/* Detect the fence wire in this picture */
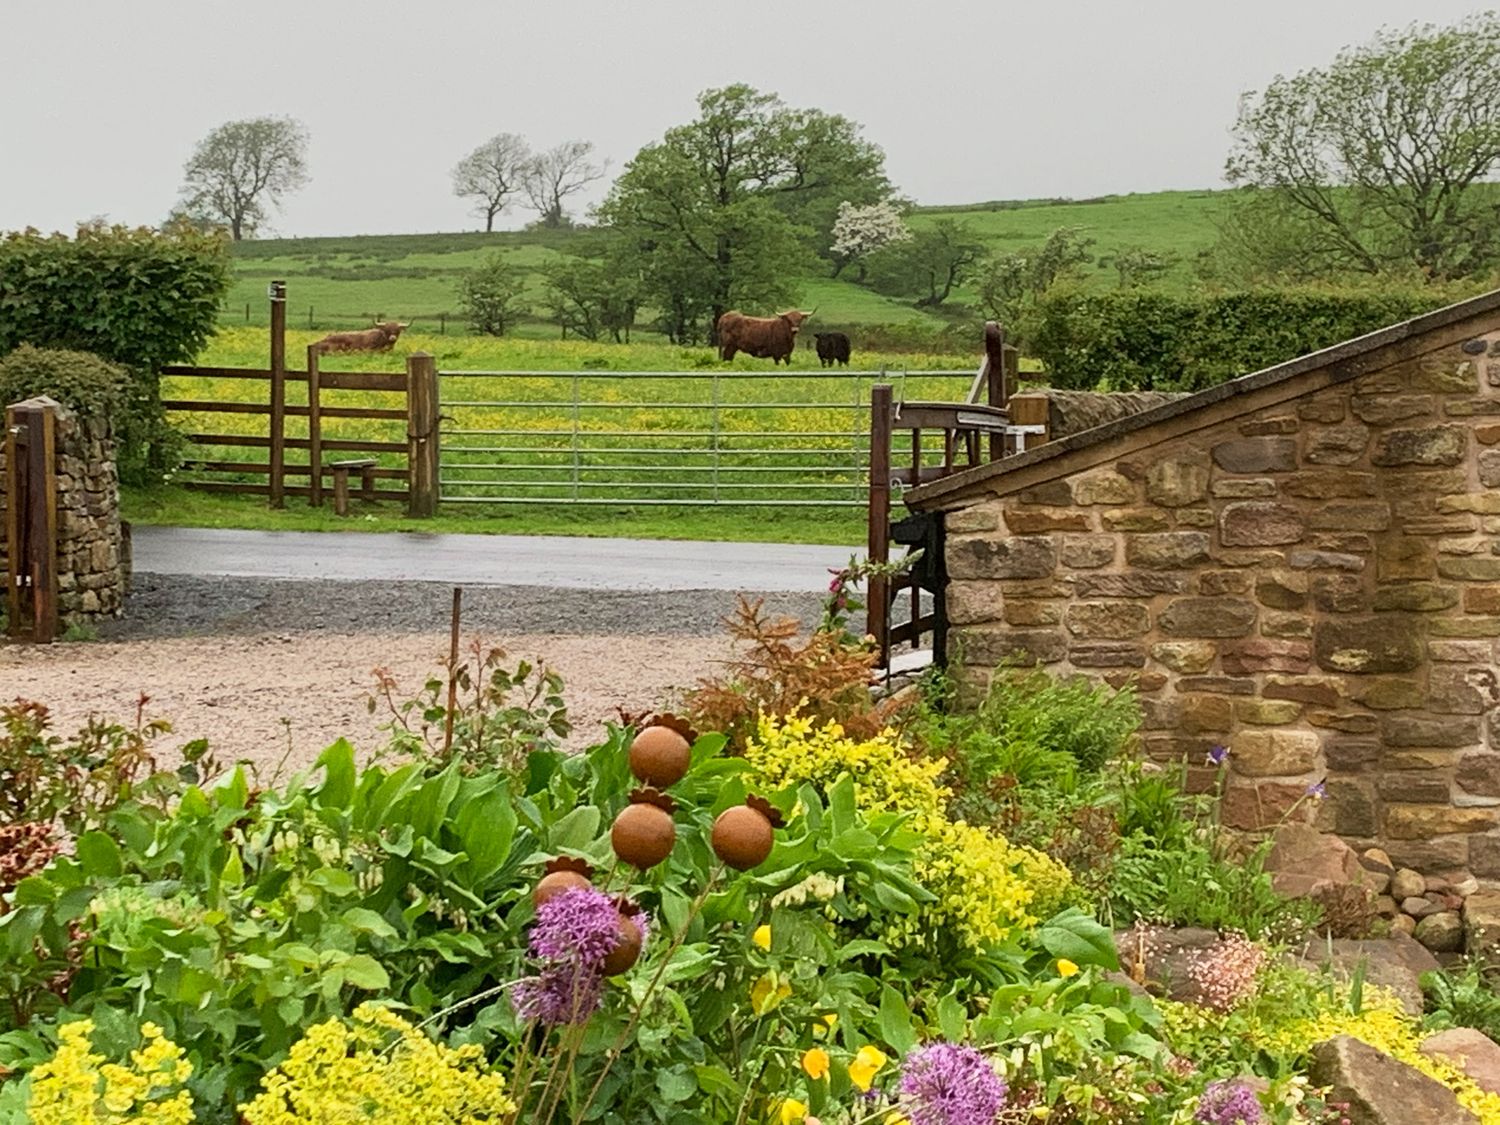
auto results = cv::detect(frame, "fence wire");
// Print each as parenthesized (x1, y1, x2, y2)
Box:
(438, 368, 976, 506)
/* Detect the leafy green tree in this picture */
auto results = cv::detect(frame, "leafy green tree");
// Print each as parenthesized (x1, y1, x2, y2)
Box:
(1224, 13, 1500, 280)
(598, 84, 892, 336)
(177, 117, 310, 241)
(975, 226, 1095, 324)
(866, 219, 986, 307)
(0, 222, 231, 481)
(458, 254, 527, 336)
(1108, 246, 1178, 288)
(542, 255, 641, 341)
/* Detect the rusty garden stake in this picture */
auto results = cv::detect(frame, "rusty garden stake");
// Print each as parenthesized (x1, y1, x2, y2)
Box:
(443, 586, 463, 755)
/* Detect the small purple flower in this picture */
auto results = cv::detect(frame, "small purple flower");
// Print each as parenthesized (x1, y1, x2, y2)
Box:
(528, 886, 620, 971)
(1206, 745, 1230, 767)
(1195, 1080, 1263, 1125)
(898, 1042, 1006, 1125)
(511, 886, 634, 1026)
(1307, 780, 1327, 800)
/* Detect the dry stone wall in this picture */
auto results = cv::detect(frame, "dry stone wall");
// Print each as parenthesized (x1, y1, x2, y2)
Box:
(0, 404, 127, 625)
(945, 330, 1500, 878)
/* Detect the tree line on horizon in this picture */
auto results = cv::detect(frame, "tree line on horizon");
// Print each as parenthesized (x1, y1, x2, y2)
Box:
(166, 12, 1500, 344)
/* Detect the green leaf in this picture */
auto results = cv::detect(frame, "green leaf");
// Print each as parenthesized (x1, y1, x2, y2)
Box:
(1037, 908, 1119, 971)
(656, 1066, 697, 1103)
(547, 805, 601, 852)
(315, 739, 357, 808)
(342, 954, 390, 990)
(936, 992, 967, 1042)
(342, 907, 398, 940)
(456, 784, 516, 885)
(878, 984, 917, 1054)
(75, 831, 122, 878)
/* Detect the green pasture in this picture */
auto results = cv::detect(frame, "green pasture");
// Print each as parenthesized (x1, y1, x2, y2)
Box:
(221, 189, 1230, 333)
(165, 326, 981, 516)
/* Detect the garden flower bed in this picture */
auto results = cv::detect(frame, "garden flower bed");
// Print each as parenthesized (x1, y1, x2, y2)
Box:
(4, 590, 1500, 1123)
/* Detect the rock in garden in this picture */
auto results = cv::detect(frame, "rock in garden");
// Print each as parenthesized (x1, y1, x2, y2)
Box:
(1464, 890, 1500, 963)
(1361, 848, 1395, 876)
(1421, 1028, 1500, 1096)
(1403, 896, 1441, 918)
(1293, 933, 1437, 1017)
(1311, 1035, 1478, 1124)
(1391, 868, 1427, 900)
(1264, 823, 1369, 899)
(1392, 915, 1417, 936)
(1414, 911, 1464, 953)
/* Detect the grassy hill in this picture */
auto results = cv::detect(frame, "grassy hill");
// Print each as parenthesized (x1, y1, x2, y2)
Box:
(224, 189, 1230, 339)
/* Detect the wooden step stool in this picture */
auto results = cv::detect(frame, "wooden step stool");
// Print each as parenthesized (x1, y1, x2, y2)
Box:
(327, 458, 378, 516)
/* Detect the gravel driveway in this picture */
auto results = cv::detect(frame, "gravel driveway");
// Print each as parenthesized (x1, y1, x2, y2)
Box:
(1, 574, 823, 779)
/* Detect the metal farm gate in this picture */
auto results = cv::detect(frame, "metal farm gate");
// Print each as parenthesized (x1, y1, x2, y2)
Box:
(437, 368, 977, 507)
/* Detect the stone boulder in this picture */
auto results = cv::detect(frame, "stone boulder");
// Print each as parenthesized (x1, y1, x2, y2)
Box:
(1292, 933, 1439, 1017)
(1114, 926, 1219, 1003)
(1414, 911, 1464, 954)
(1466, 890, 1500, 965)
(1422, 1028, 1500, 1096)
(1264, 824, 1375, 932)
(1310, 1035, 1477, 1124)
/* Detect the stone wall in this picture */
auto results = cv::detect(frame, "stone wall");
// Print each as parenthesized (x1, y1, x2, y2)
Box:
(944, 329, 1500, 878)
(1038, 390, 1191, 438)
(0, 402, 127, 625)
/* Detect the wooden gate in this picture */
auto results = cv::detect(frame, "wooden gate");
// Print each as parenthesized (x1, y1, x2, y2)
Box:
(4, 397, 59, 643)
(160, 282, 439, 516)
(865, 323, 1040, 671)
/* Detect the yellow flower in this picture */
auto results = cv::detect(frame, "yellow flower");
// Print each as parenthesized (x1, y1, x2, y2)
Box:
(886, 1115, 911, 1125)
(750, 972, 792, 1015)
(1056, 958, 1080, 978)
(813, 1011, 838, 1038)
(802, 1047, 831, 1080)
(753, 924, 773, 951)
(848, 1044, 889, 1092)
(780, 1097, 808, 1124)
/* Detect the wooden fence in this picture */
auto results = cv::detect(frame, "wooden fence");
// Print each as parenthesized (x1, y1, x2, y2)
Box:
(160, 284, 439, 515)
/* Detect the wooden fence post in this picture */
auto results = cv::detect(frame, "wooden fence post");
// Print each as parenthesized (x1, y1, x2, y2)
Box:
(407, 352, 439, 517)
(984, 322, 1008, 460)
(4, 398, 58, 643)
(268, 280, 287, 508)
(307, 344, 323, 507)
(866, 384, 893, 665)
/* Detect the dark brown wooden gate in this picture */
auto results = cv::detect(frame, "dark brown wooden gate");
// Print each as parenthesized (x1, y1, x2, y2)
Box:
(865, 322, 1035, 671)
(4, 397, 59, 643)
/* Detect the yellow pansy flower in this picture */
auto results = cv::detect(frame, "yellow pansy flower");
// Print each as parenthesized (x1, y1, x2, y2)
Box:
(813, 1012, 838, 1038)
(753, 925, 772, 951)
(801, 1046, 830, 1080)
(848, 1044, 888, 1092)
(1056, 958, 1079, 978)
(779, 1097, 808, 1124)
(750, 972, 792, 1015)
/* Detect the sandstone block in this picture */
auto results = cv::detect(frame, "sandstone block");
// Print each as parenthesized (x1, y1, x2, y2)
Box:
(1438, 557, 1500, 582)
(1371, 425, 1467, 467)
(1075, 572, 1188, 597)
(1221, 639, 1312, 674)
(1144, 457, 1209, 507)
(1220, 501, 1305, 547)
(1065, 602, 1150, 639)
(1179, 694, 1234, 734)
(1458, 753, 1500, 799)
(1414, 911, 1465, 953)
(1255, 571, 1309, 609)
(1465, 587, 1500, 614)
(1057, 535, 1115, 569)
(1017, 481, 1073, 505)
(959, 627, 1067, 666)
(1314, 617, 1422, 674)
(1159, 597, 1257, 638)
(1174, 508, 1215, 528)
(1003, 600, 1063, 626)
(1283, 470, 1378, 499)
(1298, 397, 1347, 423)
(1386, 805, 1498, 839)
(1233, 729, 1321, 777)
(1236, 698, 1303, 724)
(1350, 394, 1435, 425)
(1377, 538, 1434, 582)
(1073, 472, 1135, 505)
(1125, 531, 1211, 569)
(1391, 868, 1426, 900)
(1307, 502, 1392, 532)
(946, 505, 1003, 534)
(1420, 1028, 1500, 1096)
(1430, 667, 1500, 715)
(1305, 423, 1371, 465)
(1003, 509, 1091, 533)
(1241, 416, 1299, 435)
(1372, 584, 1459, 612)
(1212, 436, 1298, 473)
(1466, 889, 1500, 962)
(1348, 678, 1426, 711)
(1263, 612, 1313, 638)
(1068, 642, 1147, 668)
(1383, 714, 1482, 748)
(949, 536, 1057, 580)
(1211, 478, 1278, 498)
(1312, 574, 1368, 613)
(1198, 570, 1251, 595)
(1289, 549, 1366, 572)
(1101, 508, 1171, 532)
(1151, 641, 1217, 674)
(1221, 781, 1311, 830)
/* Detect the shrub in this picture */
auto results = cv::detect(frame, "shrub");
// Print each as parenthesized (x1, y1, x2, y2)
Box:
(0, 347, 129, 420)
(237, 1005, 515, 1124)
(23, 1018, 194, 1125)
(0, 223, 230, 481)
(457, 253, 527, 336)
(1025, 285, 1454, 391)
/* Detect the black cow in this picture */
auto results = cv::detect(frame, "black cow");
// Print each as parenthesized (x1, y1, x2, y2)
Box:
(813, 331, 851, 368)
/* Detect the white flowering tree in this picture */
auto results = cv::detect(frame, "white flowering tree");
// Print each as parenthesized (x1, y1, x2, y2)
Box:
(830, 200, 911, 280)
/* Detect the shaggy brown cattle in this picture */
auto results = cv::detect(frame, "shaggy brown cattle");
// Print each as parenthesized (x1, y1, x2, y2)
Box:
(715, 310, 811, 365)
(813, 331, 851, 367)
(312, 321, 408, 354)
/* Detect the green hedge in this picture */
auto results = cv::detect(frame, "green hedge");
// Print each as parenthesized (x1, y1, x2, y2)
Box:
(1026, 287, 1457, 391)
(0, 223, 230, 482)
(0, 346, 130, 420)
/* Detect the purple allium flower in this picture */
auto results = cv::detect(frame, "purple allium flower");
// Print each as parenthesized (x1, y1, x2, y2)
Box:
(511, 886, 633, 1026)
(528, 886, 621, 971)
(898, 1042, 1006, 1125)
(1206, 745, 1229, 767)
(1194, 1080, 1263, 1125)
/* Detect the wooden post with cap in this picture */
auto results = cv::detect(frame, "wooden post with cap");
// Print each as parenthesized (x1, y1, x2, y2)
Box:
(268, 280, 287, 508)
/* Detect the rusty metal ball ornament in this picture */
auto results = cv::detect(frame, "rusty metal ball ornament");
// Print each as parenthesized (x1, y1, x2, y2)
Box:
(628, 716, 696, 790)
(610, 787, 678, 869)
(532, 856, 594, 908)
(711, 794, 785, 871)
(601, 901, 644, 976)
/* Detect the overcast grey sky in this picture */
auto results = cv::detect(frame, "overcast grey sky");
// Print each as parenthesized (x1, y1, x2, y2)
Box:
(0, 0, 1486, 237)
